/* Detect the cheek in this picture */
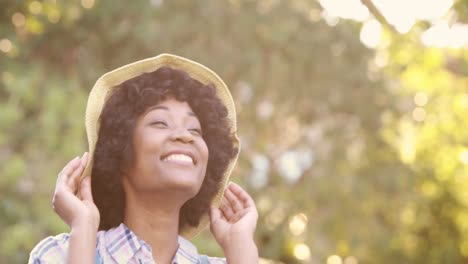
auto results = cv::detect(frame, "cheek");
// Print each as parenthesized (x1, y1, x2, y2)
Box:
(134, 134, 163, 168)
(200, 141, 209, 164)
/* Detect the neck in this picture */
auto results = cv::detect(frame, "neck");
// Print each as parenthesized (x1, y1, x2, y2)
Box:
(123, 191, 182, 264)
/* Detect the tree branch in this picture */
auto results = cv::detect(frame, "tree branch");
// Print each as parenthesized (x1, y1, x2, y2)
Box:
(360, 0, 398, 34)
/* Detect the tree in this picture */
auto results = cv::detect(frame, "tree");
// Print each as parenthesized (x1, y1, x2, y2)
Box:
(1, 0, 467, 263)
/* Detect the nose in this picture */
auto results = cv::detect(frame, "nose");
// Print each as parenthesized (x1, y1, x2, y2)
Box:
(169, 127, 194, 143)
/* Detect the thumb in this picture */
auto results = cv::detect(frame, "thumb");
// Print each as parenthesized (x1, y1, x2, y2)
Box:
(80, 177, 94, 202)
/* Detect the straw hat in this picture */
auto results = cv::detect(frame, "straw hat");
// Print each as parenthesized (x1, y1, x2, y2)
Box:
(79, 53, 240, 239)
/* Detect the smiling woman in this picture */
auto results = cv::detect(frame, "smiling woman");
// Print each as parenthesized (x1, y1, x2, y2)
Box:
(93, 66, 236, 233)
(28, 54, 259, 264)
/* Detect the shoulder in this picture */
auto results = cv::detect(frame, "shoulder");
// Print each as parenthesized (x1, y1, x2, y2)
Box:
(28, 230, 107, 264)
(28, 233, 70, 264)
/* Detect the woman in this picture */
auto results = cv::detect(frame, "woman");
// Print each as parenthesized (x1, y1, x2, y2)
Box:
(29, 54, 259, 264)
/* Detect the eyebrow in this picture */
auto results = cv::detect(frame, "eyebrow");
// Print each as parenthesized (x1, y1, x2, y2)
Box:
(146, 105, 196, 117)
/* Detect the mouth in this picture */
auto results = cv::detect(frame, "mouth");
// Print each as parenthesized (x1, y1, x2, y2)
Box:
(160, 150, 197, 166)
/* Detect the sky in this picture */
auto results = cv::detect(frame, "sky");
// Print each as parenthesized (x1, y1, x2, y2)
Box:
(319, 0, 468, 49)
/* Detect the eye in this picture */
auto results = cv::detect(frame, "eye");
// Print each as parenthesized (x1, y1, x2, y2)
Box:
(151, 121, 168, 127)
(189, 128, 203, 136)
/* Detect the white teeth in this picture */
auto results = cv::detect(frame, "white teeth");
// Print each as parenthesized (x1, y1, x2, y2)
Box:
(163, 154, 194, 164)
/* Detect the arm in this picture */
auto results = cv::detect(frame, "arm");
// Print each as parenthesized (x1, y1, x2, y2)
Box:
(52, 153, 100, 264)
(210, 182, 259, 264)
(222, 235, 258, 264)
(67, 223, 98, 264)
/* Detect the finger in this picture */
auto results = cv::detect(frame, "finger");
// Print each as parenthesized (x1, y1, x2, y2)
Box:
(58, 156, 81, 175)
(79, 176, 94, 202)
(220, 197, 235, 221)
(80, 152, 88, 169)
(53, 156, 80, 206)
(58, 156, 80, 181)
(224, 187, 244, 213)
(67, 152, 88, 189)
(228, 182, 256, 208)
(66, 153, 88, 194)
(214, 206, 228, 221)
(209, 206, 228, 234)
(209, 206, 222, 223)
(56, 156, 80, 190)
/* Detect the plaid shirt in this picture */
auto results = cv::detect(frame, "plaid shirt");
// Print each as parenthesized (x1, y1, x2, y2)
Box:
(29, 223, 226, 264)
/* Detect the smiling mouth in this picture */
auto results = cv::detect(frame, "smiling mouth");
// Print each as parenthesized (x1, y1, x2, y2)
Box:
(161, 154, 195, 166)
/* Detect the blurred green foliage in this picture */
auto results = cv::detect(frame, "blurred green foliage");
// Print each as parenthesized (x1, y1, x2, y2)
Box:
(1, 0, 468, 263)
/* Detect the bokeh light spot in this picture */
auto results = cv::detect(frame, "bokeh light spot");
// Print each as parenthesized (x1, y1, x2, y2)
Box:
(12, 13, 26, 27)
(294, 243, 311, 260)
(327, 254, 343, 264)
(0, 39, 13, 53)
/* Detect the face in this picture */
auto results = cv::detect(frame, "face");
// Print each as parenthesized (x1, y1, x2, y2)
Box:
(123, 98, 209, 198)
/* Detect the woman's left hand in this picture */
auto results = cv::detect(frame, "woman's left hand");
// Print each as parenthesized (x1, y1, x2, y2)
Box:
(209, 182, 258, 249)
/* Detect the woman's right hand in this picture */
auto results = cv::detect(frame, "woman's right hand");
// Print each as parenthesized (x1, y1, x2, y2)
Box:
(52, 152, 100, 231)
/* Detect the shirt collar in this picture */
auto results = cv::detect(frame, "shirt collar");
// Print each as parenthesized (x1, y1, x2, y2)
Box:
(104, 223, 199, 264)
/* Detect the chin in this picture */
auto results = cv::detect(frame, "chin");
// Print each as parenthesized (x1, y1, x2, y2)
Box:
(161, 176, 203, 196)
(153, 167, 205, 195)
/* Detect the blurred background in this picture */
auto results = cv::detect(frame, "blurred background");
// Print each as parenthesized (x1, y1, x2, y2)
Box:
(1, 0, 468, 263)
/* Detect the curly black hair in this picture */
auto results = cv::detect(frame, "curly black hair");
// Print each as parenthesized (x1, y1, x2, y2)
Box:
(91, 66, 238, 231)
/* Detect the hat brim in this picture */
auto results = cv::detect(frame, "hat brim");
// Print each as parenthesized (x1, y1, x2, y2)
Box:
(79, 53, 240, 239)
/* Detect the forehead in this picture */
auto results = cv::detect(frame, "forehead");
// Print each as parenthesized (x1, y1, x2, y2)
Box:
(143, 99, 197, 118)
